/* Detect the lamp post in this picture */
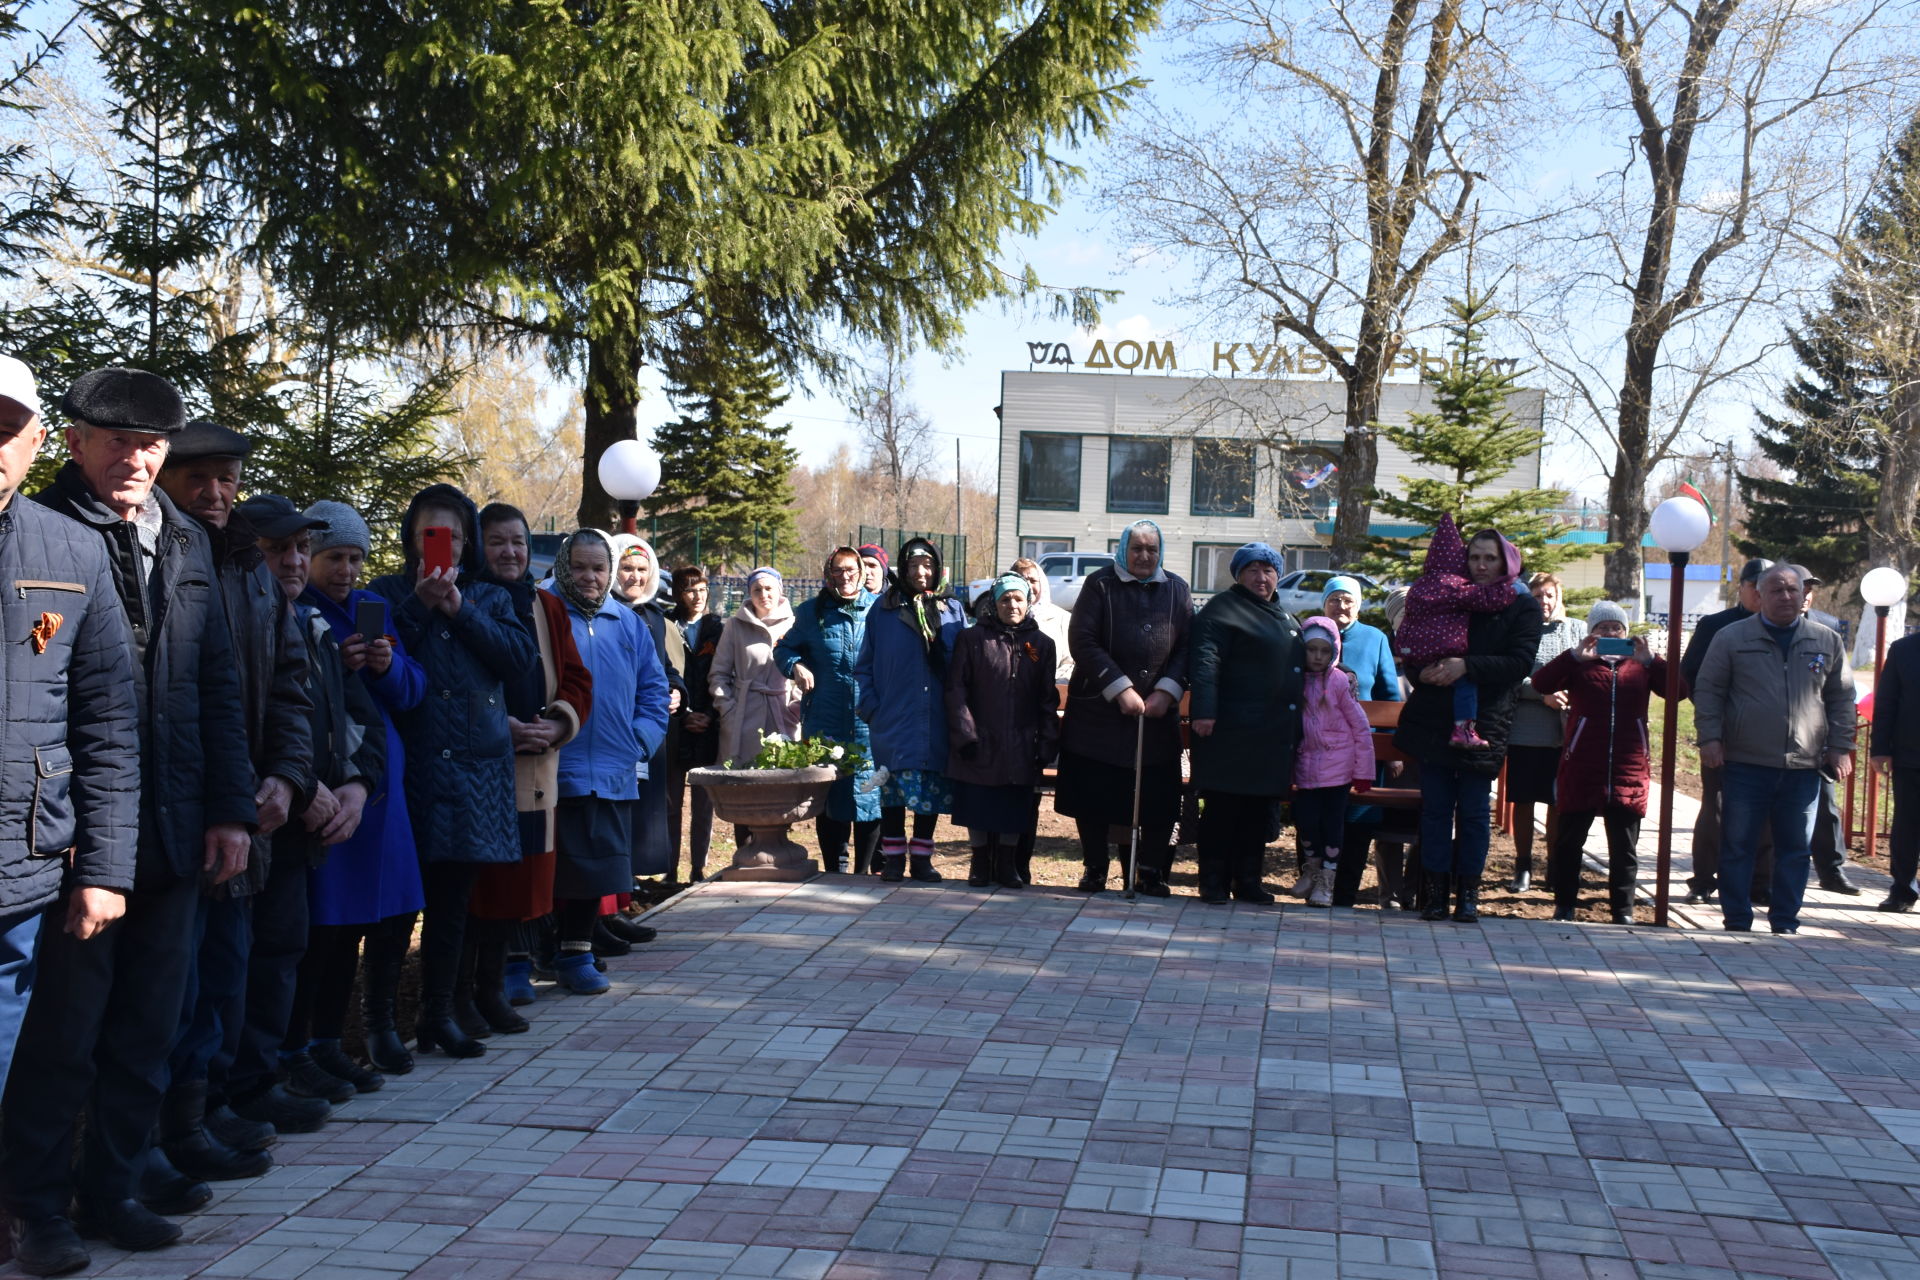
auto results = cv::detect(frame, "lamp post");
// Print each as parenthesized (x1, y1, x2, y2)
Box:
(1859, 566, 1907, 861)
(597, 439, 661, 535)
(1649, 496, 1712, 927)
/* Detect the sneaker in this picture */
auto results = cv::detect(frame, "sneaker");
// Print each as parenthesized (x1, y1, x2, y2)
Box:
(1306, 865, 1333, 908)
(9, 1214, 88, 1276)
(280, 1051, 356, 1104)
(554, 950, 610, 995)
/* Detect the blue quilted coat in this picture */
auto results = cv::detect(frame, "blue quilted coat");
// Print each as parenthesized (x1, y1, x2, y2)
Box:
(854, 587, 965, 775)
(369, 485, 537, 865)
(776, 588, 878, 822)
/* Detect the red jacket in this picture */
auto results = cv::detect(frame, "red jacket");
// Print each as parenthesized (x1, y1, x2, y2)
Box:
(1529, 650, 1683, 816)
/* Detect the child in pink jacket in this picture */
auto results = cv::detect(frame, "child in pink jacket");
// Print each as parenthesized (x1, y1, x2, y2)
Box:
(1396, 512, 1525, 748)
(1293, 616, 1377, 907)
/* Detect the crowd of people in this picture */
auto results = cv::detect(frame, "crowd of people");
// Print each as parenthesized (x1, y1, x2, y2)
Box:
(0, 354, 1895, 1274)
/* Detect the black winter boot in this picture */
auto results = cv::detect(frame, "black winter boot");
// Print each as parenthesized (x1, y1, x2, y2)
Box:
(472, 937, 530, 1034)
(1231, 853, 1276, 904)
(360, 918, 414, 1075)
(133, 1143, 211, 1216)
(159, 1079, 271, 1181)
(1421, 872, 1453, 921)
(967, 846, 993, 888)
(452, 935, 492, 1040)
(1452, 881, 1481, 924)
(991, 839, 1024, 889)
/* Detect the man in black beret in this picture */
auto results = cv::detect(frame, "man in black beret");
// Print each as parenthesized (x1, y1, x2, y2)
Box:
(0, 358, 144, 1275)
(136, 423, 318, 1206)
(1, 368, 256, 1273)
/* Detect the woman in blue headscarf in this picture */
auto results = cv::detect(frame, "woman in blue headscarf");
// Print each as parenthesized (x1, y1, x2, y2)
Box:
(1055, 519, 1192, 895)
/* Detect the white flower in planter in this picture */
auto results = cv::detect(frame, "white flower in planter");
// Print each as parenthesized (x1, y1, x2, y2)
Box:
(829, 745, 845, 760)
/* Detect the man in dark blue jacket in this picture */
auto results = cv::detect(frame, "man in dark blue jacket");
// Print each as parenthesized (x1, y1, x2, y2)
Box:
(0, 355, 141, 1094)
(1, 368, 255, 1276)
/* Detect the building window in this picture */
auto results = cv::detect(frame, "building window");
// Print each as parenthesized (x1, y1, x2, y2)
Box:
(1288, 547, 1333, 573)
(1108, 437, 1171, 514)
(1277, 449, 1338, 517)
(1191, 438, 1255, 517)
(1192, 543, 1241, 594)
(1020, 537, 1072, 561)
(1019, 434, 1081, 511)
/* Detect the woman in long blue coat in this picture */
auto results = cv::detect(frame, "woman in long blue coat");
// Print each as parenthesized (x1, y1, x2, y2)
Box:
(854, 537, 965, 883)
(297, 500, 427, 1076)
(369, 484, 537, 1059)
(776, 546, 879, 873)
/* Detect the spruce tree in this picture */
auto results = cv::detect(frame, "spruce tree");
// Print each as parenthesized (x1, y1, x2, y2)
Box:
(646, 304, 798, 572)
(1739, 108, 1920, 582)
(1737, 318, 1879, 581)
(1354, 292, 1591, 582)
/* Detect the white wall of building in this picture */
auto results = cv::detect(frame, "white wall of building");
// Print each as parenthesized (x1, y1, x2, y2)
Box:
(993, 370, 1546, 590)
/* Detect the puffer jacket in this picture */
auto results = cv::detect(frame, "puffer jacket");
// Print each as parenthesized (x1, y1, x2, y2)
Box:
(0, 497, 142, 909)
(776, 588, 879, 822)
(557, 592, 670, 799)
(1693, 614, 1855, 769)
(1062, 564, 1192, 769)
(1189, 583, 1305, 795)
(944, 613, 1059, 788)
(203, 513, 314, 897)
(1395, 587, 1544, 778)
(1530, 648, 1679, 816)
(710, 599, 802, 767)
(1293, 618, 1375, 791)
(35, 463, 257, 886)
(368, 484, 538, 865)
(855, 587, 965, 774)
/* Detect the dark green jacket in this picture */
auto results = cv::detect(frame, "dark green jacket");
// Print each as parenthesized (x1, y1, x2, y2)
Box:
(1189, 584, 1305, 795)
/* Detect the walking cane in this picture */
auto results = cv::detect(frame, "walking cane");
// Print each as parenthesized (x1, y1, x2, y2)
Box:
(1125, 714, 1146, 902)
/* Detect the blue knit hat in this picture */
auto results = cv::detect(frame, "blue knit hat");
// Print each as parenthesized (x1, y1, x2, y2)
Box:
(1321, 574, 1362, 605)
(991, 573, 1029, 601)
(745, 566, 782, 591)
(1229, 542, 1284, 577)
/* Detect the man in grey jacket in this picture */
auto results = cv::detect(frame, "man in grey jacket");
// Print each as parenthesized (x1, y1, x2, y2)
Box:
(1693, 564, 1856, 935)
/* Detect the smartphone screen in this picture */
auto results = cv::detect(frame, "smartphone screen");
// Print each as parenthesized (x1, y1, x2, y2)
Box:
(355, 600, 386, 641)
(421, 526, 454, 576)
(1595, 637, 1634, 657)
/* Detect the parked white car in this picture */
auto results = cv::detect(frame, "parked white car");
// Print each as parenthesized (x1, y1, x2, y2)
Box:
(1037, 551, 1117, 609)
(1272, 569, 1390, 618)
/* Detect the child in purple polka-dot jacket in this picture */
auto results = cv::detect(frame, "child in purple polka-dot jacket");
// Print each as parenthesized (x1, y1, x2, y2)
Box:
(1396, 513, 1524, 749)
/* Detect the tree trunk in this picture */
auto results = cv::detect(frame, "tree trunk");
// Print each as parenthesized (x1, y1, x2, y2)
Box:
(1331, 374, 1382, 569)
(577, 326, 642, 531)
(1604, 325, 1662, 601)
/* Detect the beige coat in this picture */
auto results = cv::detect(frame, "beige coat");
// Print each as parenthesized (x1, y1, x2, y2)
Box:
(516, 588, 588, 848)
(709, 599, 802, 766)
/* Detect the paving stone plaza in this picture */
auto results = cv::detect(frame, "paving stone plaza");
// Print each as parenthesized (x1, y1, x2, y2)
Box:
(17, 859, 1920, 1280)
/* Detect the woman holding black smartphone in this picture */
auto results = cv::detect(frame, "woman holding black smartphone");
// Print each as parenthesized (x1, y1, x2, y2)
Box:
(370, 484, 537, 1057)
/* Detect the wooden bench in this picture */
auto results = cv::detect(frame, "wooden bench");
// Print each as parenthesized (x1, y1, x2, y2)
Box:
(1358, 700, 1423, 810)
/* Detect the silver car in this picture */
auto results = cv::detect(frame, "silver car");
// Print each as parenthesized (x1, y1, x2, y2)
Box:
(1272, 569, 1388, 618)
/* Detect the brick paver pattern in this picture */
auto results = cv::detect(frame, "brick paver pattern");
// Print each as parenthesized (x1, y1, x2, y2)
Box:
(20, 870, 1920, 1279)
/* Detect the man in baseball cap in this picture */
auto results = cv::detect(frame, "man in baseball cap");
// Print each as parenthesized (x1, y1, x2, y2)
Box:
(3, 370, 256, 1270)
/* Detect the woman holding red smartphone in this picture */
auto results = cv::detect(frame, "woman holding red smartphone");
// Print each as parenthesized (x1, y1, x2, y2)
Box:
(370, 485, 538, 1057)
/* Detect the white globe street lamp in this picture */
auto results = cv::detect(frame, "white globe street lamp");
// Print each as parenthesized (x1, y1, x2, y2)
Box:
(1860, 565, 1908, 863)
(597, 439, 661, 534)
(1647, 495, 1711, 928)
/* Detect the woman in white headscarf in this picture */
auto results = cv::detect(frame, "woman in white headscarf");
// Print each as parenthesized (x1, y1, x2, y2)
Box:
(607, 534, 682, 938)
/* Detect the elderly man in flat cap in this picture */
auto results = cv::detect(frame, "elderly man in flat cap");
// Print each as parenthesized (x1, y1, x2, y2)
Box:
(0, 355, 143, 1243)
(131, 423, 317, 1209)
(1, 368, 255, 1275)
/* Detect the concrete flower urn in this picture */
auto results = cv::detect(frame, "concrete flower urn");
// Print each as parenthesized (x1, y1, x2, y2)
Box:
(687, 764, 838, 881)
